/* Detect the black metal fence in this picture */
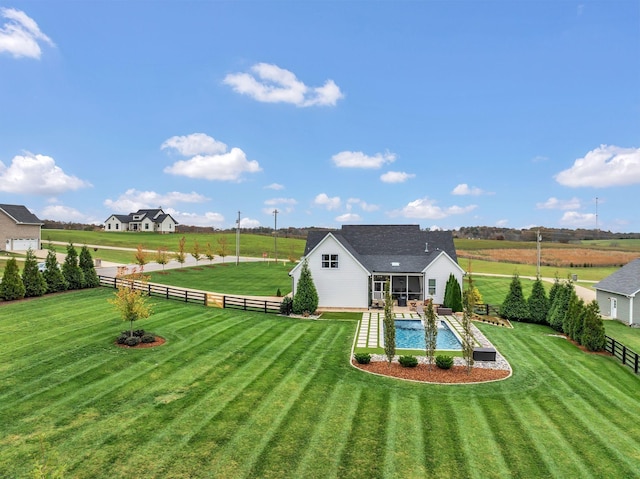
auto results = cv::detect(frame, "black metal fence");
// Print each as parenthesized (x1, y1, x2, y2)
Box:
(98, 275, 285, 315)
(605, 335, 640, 375)
(473, 303, 501, 316)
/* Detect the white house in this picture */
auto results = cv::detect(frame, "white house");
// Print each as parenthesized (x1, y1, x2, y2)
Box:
(289, 224, 464, 309)
(104, 208, 178, 233)
(0, 204, 43, 251)
(594, 258, 640, 326)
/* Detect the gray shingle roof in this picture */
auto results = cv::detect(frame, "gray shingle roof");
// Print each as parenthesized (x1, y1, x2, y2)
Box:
(594, 258, 640, 296)
(304, 225, 458, 273)
(0, 204, 43, 225)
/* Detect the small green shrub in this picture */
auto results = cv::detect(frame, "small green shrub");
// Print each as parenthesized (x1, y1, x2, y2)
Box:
(398, 355, 418, 367)
(279, 296, 293, 315)
(133, 329, 145, 337)
(354, 353, 371, 364)
(116, 334, 129, 344)
(125, 336, 141, 347)
(276, 288, 282, 297)
(436, 355, 454, 369)
(141, 334, 156, 343)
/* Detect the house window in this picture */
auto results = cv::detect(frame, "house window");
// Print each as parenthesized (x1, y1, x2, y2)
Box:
(145, 223, 149, 230)
(428, 278, 436, 295)
(107, 224, 111, 230)
(116, 223, 119, 230)
(322, 254, 338, 269)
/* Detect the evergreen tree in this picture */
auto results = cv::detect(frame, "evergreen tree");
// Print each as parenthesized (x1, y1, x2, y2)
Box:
(62, 243, 84, 290)
(292, 259, 318, 315)
(499, 274, 529, 321)
(547, 277, 562, 323)
(424, 298, 438, 370)
(42, 246, 68, 293)
(383, 280, 395, 364)
(22, 248, 47, 297)
(79, 245, 100, 288)
(573, 300, 587, 345)
(527, 278, 549, 324)
(565, 293, 585, 342)
(443, 273, 463, 312)
(0, 257, 26, 301)
(581, 300, 606, 351)
(548, 282, 573, 332)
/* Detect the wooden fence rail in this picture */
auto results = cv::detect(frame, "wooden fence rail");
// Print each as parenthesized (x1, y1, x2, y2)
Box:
(98, 275, 285, 314)
(605, 335, 640, 375)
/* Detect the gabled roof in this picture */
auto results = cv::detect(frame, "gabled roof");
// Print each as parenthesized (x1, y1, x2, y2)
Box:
(0, 204, 43, 225)
(303, 224, 459, 274)
(105, 209, 179, 225)
(594, 258, 640, 296)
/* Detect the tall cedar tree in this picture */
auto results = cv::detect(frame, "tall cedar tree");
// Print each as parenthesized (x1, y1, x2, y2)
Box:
(79, 245, 100, 288)
(62, 243, 84, 290)
(22, 248, 47, 297)
(548, 282, 573, 332)
(191, 240, 202, 266)
(134, 245, 149, 271)
(42, 246, 68, 293)
(527, 278, 550, 324)
(581, 300, 606, 351)
(155, 247, 169, 271)
(108, 268, 152, 336)
(424, 298, 438, 370)
(443, 274, 463, 312)
(499, 274, 529, 321)
(292, 259, 318, 315)
(572, 298, 587, 345)
(174, 236, 186, 267)
(0, 257, 25, 300)
(565, 292, 585, 343)
(383, 280, 396, 364)
(546, 277, 562, 323)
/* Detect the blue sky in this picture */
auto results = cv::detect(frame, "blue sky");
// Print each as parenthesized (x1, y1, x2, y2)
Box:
(1, 1, 638, 232)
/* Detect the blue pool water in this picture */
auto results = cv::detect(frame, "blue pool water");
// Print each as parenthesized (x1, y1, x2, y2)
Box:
(392, 319, 462, 350)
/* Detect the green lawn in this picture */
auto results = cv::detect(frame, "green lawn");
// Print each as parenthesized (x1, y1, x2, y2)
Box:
(146, 261, 293, 296)
(471, 275, 550, 306)
(604, 320, 640, 352)
(1, 289, 640, 478)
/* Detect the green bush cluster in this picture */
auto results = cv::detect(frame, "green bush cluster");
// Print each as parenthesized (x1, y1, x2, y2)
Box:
(279, 296, 293, 315)
(354, 353, 371, 364)
(398, 355, 418, 367)
(435, 355, 454, 369)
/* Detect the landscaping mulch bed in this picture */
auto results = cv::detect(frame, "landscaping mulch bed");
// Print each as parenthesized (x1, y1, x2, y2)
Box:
(115, 337, 166, 349)
(352, 360, 510, 384)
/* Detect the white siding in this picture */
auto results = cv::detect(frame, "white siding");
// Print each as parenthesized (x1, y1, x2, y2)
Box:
(157, 217, 176, 233)
(293, 235, 369, 308)
(423, 253, 463, 305)
(105, 216, 125, 232)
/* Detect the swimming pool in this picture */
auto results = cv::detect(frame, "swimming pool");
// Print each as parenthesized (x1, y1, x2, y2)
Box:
(392, 319, 462, 350)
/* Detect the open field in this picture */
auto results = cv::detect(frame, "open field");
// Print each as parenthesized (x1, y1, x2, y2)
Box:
(2, 289, 640, 478)
(604, 320, 640, 353)
(146, 261, 293, 297)
(461, 258, 615, 282)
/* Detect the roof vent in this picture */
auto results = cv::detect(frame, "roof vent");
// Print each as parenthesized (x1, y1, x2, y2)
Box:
(425, 242, 429, 253)
(391, 262, 400, 267)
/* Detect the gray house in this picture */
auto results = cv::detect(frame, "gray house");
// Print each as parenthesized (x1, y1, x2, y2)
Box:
(290, 224, 464, 309)
(594, 258, 640, 325)
(104, 208, 178, 233)
(0, 204, 43, 251)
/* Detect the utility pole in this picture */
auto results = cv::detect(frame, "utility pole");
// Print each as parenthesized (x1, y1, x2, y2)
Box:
(536, 228, 542, 279)
(595, 197, 599, 240)
(235, 211, 240, 266)
(273, 209, 279, 264)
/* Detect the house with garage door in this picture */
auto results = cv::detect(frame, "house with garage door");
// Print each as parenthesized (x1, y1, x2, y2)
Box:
(289, 224, 464, 309)
(0, 204, 44, 252)
(104, 208, 178, 233)
(594, 258, 640, 326)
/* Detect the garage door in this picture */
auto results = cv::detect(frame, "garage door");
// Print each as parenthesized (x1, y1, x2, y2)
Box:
(9, 239, 39, 251)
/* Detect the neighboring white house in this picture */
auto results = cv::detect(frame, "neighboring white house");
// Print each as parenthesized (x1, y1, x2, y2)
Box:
(289, 224, 464, 309)
(0, 204, 43, 251)
(104, 209, 178, 233)
(594, 258, 640, 326)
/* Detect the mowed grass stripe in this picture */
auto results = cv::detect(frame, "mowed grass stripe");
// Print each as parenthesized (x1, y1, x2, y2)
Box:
(62, 317, 300, 476)
(113, 321, 317, 478)
(292, 381, 362, 478)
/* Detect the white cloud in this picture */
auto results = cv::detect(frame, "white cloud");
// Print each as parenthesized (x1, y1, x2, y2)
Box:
(496, 219, 509, 227)
(314, 193, 341, 210)
(394, 197, 477, 220)
(336, 213, 362, 223)
(559, 211, 596, 228)
(265, 183, 284, 190)
(347, 198, 379, 212)
(167, 209, 226, 228)
(0, 152, 90, 195)
(161, 133, 227, 156)
(263, 197, 297, 214)
(380, 171, 415, 183)
(452, 183, 484, 196)
(554, 145, 640, 187)
(104, 189, 208, 213)
(536, 197, 581, 210)
(40, 204, 100, 224)
(332, 150, 396, 169)
(162, 133, 261, 181)
(0, 8, 54, 59)
(224, 63, 344, 107)
(239, 217, 261, 228)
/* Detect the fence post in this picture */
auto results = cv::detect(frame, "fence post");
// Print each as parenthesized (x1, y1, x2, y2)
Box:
(223, 296, 226, 309)
(622, 346, 627, 365)
(635, 354, 639, 374)
(185, 290, 188, 303)
(264, 301, 268, 314)
(148, 284, 151, 296)
(243, 298, 247, 311)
